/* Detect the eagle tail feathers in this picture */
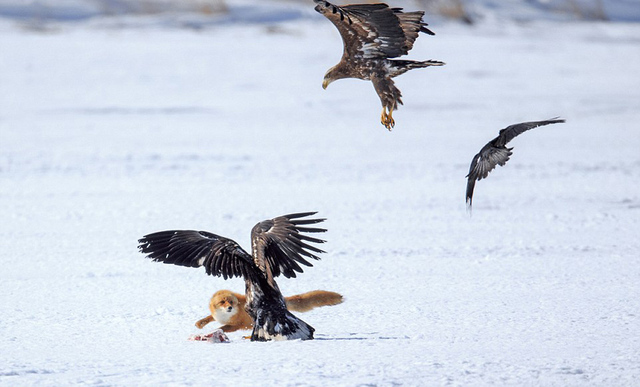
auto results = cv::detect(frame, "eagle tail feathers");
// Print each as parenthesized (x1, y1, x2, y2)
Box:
(412, 59, 446, 68)
(251, 309, 315, 341)
(387, 59, 445, 78)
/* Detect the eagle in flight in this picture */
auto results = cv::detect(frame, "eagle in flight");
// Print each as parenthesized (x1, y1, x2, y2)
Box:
(466, 118, 565, 210)
(314, 0, 444, 130)
(138, 212, 326, 341)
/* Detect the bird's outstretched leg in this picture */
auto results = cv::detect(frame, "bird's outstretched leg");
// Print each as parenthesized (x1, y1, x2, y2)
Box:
(380, 107, 395, 130)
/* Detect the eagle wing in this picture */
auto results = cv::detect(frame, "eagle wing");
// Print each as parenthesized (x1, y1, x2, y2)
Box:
(250, 212, 326, 279)
(138, 230, 258, 281)
(495, 118, 565, 147)
(314, 1, 426, 59)
(394, 9, 435, 51)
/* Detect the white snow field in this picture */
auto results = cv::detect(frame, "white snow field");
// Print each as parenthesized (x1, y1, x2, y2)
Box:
(1, 1, 640, 386)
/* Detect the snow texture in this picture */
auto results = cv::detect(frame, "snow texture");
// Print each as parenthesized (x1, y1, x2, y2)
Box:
(1, 1, 640, 386)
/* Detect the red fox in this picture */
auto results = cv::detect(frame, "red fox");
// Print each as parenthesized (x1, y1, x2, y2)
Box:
(196, 289, 343, 333)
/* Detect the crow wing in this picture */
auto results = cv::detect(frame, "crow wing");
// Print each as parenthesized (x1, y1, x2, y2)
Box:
(251, 212, 327, 279)
(138, 230, 257, 281)
(465, 146, 513, 207)
(465, 118, 565, 208)
(466, 145, 513, 183)
(314, 1, 429, 60)
(495, 118, 565, 147)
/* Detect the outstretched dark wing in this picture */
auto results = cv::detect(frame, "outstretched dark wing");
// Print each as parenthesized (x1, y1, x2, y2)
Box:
(394, 9, 435, 51)
(250, 212, 327, 279)
(138, 230, 257, 281)
(465, 147, 513, 208)
(466, 146, 513, 183)
(495, 118, 565, 147)
(314, 0, 430, 60)
(465, 118, 565, 209)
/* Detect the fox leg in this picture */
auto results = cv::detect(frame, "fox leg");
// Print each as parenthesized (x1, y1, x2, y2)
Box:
(218, 324, 244, 333)
(195, 315, 214, 329)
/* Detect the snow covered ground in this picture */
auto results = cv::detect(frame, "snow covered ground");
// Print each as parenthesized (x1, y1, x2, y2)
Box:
(1, 1, 640, 385)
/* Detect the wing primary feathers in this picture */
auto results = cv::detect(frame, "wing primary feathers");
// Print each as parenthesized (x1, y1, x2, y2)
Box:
(315, 0, 442, 129)
(290, 218, 325, 225)
(497, 117, 565, 146)
(420, 26, 435, 35)
(465, 118, 565, 210)
(251, 213, 327, 278)
(139, 212, 328, 286)
(293, 239, 326, 255)
(283, 211, 319, 219)
(138, 214, 330, 341)
(292, 233, 326, 244)
(138, 229, 255, 280)
(292, 226, 327, 233)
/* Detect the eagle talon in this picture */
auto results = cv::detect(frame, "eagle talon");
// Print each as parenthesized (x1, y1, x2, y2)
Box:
(317, 1, 444, 133)
(381, 109, 395, 130)
(138, 212, 325, 342)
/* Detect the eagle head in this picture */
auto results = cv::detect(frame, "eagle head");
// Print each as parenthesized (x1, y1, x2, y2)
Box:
(322, 77, 331, 89)
(322, 65, 346, 89)
(322, 73, 333, 89)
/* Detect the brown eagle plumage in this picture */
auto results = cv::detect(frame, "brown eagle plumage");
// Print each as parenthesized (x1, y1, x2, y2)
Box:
(138, 212, 327, 341)
(314, 0, 444, 130)
(466, 118, 565, 210)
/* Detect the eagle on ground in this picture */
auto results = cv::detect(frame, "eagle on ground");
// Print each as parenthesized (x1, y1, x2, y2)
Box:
(138, 212, 326, 341)
(466, 118, 565, 210)
(314, 0, 444, 130)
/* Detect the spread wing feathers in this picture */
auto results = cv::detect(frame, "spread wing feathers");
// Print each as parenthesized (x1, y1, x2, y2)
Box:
(314, 0, 428, 59)
(138, 230, 257, 281)
(395, 10, 434, 51)
(495, 118, 565, 147)
(465, 118, 565, 208)
(465, 147, 513, 208)
(251, 212, 327, 279)
(372, 76, 403, 110)
(467, 146, 513, 182)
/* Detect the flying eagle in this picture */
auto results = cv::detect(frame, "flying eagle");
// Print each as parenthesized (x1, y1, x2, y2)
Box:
(314, 0, 444, 130)
(138, 212, 326, 341)
(466, 118, 565, 210)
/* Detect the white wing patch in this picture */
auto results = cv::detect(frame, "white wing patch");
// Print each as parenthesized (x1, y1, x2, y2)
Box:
(359, 27, 380, 58)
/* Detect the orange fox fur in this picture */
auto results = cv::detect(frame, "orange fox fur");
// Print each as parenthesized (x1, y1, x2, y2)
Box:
(195, 289, 343, 333)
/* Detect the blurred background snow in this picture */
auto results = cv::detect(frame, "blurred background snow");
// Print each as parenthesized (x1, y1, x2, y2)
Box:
(1, 0, 639, 385)
(0, 0, 639, 30)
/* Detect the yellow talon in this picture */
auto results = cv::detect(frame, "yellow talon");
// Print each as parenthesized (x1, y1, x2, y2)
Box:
(380, 108, 394, 130)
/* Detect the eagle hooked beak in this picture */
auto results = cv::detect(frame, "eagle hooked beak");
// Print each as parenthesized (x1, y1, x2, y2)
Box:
(322, 78, 330, 90)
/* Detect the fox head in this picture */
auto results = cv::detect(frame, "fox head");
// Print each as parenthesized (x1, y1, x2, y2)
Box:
(209, 290, 240, 324)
